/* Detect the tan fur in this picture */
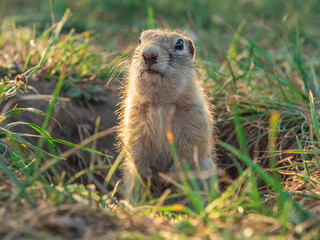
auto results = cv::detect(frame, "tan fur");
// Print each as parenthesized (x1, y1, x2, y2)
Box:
(117, 29, 215, 204)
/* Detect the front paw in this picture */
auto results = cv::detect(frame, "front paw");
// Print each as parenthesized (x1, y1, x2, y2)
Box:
(139, 166, 153, 179)
(146, 166, 153, 178)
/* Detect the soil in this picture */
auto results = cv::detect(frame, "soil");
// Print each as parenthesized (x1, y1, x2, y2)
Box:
(2, 77, 120, 183)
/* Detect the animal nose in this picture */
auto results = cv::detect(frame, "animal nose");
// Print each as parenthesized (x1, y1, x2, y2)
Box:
(142, 53, 158, 66)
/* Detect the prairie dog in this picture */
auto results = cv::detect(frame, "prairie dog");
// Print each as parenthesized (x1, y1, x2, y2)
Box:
(118, 29, 215, 204)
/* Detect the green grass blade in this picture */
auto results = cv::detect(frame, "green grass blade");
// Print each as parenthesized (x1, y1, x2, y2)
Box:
(296, 136, 310, 177)
(147, 6, 154, 29)
(309, 90, 320, 144)
(26, 48, 48, 79)
(231, 99, 249, 157)
(50, 0, 56, 25)
(0, 143, 26, 170)
(0, 25, 4, 48)
(34, 70, 65, 172)
(219, 141, 279, 191)
(104, 150, 124, 187)
(0, 156, 23, 187)
(219, 41, 237, 89)
(227, 20, 246, 59)
(4, 108, 45, 118)
(67, 164, 111, 185)
(166, 127, 201, 212)
(268, 111, 280, 181)
(53, 138, 111, 158)
(219, 141, 309, 219)
(0, 156, 34, 206)
(248, 167, 261, 210)
(182, 160, 205, 213)
(205, 169, 247, 214)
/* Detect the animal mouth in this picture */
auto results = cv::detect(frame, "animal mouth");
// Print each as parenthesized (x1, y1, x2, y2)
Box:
(143, 69, 160, 75)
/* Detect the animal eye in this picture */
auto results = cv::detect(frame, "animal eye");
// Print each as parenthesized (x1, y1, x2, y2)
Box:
(139, 36, 142, 44)
(175, 39, 184, 50)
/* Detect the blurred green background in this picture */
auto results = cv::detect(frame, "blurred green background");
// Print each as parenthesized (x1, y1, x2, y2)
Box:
(1, 0, 320, 58)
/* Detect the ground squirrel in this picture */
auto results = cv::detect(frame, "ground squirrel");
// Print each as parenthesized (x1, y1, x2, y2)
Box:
(118, 29, 216, 204)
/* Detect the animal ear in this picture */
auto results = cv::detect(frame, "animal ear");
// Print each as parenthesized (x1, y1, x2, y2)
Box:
(188, 39, 195, 57)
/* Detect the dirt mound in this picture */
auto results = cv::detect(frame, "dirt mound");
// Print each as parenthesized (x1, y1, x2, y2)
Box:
(2, 78, 120, 182)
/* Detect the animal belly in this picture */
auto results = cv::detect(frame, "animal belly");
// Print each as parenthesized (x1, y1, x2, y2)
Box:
(145, 106, 173, 172)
